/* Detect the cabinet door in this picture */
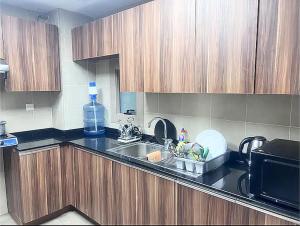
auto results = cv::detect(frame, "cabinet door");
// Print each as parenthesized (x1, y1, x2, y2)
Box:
(177, 184, 296, 225)
(142, 0, 196, 93)
(137, 171, 177, 225)
(195, 0, 258, 93)
(60, 145, 75, 207)
(72, 21, 97, 61)
(256, 0, 300, 94)
(101, 14, 119, 56)
(2, 16, 60, 91)
(119, 6, 143, 92)
(72, 15, 119, 60)
(0, 16, 4, 59)
(112, 162, 138, 225)
(73, 148, 93, 217)
(19, 146, 63, 223)
(74, 147, 115, 225)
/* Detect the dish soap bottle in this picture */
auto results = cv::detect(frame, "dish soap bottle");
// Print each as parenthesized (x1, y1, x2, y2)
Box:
(178, 128, 189, 143)
(83, 82, 105, 136)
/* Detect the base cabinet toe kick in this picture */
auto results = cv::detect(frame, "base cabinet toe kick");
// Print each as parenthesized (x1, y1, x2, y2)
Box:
(4, 145, 298, 225)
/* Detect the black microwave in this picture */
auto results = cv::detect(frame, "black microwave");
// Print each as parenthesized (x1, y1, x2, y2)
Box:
(250, 139, 300, 210)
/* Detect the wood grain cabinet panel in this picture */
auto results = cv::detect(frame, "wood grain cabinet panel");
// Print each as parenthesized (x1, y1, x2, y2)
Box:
(195, 0, 258, 93)
(119, 6, 143, 92)
(177, 185, 296, 225)
(256, 0, 300, 94)
(72, 14, 119, 61)
(3, 149, 23, 225)
(136, 171, 177, 225)
(142, 0, 196, 93)
(18, 146, 63, 223)
(0, 16, 4, 59)
(73, 147, 116, 225)
(73, 148, 93, 217)
(1, 15, 60, 91)
(60, 145, 75, 207)
(112, 162, 138, 225)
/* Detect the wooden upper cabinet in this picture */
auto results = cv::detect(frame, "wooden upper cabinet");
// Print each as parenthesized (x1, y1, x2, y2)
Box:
(256, 0, 300, 94)
(72, 21, 96, 61)
(1, 16, 60, 91)
(119, 6, 143, 92)
(72, 14, 119, 61)
(0, 16, 4, 59)
(142, 0, 196, 93)
(195, 0, 258, 93)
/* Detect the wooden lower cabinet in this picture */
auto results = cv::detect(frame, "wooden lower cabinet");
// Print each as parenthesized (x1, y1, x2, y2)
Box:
(136, 171, 177, 225)
(73, 147, 176, 225)
(177, 185, 296, 225)
(73, 147, 115, 224)
(4, 146, 64, 224)
(60, 145, 75, 207)
(5, 146, 297, 225)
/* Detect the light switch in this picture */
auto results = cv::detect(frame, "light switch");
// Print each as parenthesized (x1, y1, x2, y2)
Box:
(26, 104, 34, 111)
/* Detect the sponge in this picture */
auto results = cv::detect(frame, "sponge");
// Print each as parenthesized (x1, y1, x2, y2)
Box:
(146, 151, 162, 162)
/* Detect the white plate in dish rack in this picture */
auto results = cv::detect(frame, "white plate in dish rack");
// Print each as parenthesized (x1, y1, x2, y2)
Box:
(195, 129, 227, 161)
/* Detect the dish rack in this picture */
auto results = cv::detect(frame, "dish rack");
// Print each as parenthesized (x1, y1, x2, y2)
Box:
(163, 152, 230, 175)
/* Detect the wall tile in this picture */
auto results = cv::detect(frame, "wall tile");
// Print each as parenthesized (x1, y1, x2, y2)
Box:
(33, 108, 53, 129)
(64, 85, 89, 129)
(144, 93, 159, 113)
(291, 96, 300, 127)
(180, 116, 210, 141)
(181, 94, 211, 117)
(211, 119, 246, 151)
(1, 92, 33, 110)
(290, 127, 300, 141)
(246, 95, 291, 126)
(246, 123, 289, 141)
(159, 94, 182, 115)
(1, 110, 34, 133)
(211, 94, 246, 121)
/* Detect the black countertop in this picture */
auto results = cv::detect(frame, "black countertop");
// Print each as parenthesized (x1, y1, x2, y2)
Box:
(10, 128, 300, 223)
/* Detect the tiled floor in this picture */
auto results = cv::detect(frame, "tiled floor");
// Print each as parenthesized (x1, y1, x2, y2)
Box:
(0, 211, 94, 225)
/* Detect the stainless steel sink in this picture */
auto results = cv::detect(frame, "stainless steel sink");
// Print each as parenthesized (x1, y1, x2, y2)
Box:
(112, 142, 171, 161)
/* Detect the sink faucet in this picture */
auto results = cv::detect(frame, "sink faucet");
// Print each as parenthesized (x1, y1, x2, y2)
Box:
(148, 117, 173, 151)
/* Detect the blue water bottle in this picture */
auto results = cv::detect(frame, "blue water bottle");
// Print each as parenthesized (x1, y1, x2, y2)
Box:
(83, 82, 105, 136)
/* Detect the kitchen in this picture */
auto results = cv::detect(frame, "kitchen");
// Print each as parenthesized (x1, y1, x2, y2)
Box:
(0, 0, 299, 225)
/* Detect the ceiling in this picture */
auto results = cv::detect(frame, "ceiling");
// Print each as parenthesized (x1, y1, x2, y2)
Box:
(0, 0, 148, 18)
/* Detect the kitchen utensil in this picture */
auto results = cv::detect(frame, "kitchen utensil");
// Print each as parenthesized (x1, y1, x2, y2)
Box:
(195, 130, 227, 161)
(154, 119, 177, 145)
(172, 151, 230, 175)
(238, 136, 267, 167)
(0, 121, 6, 136)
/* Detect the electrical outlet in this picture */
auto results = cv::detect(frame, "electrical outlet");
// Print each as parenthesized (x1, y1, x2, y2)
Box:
(26, 104, 34, 111)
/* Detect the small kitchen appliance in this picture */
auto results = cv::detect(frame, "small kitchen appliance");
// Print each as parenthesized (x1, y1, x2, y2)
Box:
(238, 136, 267, 167)
(250, 139, 300, 210)
(0, 134, 18, 148)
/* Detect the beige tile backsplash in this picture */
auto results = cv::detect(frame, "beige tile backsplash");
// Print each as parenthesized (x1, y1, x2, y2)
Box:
(246, 95, 291, 126)
(291, 96, 300, 127)
(144, 93, 299, 151)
